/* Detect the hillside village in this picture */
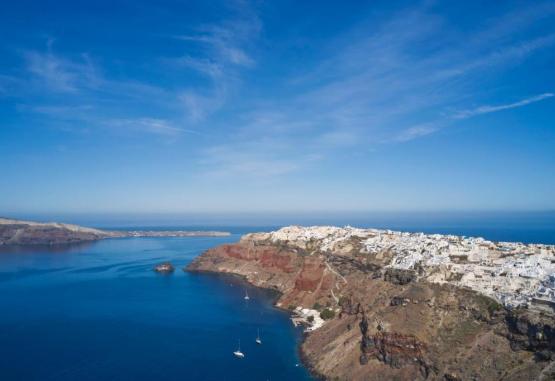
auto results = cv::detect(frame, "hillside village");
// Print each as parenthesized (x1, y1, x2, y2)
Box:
(245, 226, 555, 311)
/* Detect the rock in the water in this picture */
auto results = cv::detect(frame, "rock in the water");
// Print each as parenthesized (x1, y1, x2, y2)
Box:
(154, 262, 175, 273)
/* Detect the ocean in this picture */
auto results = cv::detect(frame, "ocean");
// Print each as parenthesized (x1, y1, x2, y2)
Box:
(0, 234, 313, 381)
(1, 213, 554, 380)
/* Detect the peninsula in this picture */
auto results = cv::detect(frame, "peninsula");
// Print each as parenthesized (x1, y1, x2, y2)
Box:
(0, 217, 230, 246)
(187, 225, 555, 381)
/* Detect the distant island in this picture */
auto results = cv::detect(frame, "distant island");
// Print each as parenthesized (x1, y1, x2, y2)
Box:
(0, 217, 230, 246)
(187, 225, 555, 381)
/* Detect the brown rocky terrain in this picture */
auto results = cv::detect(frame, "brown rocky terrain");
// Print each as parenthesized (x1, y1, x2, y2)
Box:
(186, 230, 555, 381)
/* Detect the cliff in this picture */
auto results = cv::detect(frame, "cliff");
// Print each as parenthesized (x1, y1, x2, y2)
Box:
(0, 217, 230, 246)
(187, 225, 555, 381)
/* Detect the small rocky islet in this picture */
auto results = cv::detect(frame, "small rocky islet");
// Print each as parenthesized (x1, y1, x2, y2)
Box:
(154, 262, 175, 274)
(186, 225, 555, 381)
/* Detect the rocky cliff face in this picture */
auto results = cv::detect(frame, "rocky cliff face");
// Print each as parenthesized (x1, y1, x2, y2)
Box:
(187, 241, 335, 309)
(187, 226, 555, 381)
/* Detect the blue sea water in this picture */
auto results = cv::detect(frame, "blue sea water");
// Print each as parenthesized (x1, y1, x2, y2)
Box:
(0, 234, 314, 381)
(1, 213, 554, 380)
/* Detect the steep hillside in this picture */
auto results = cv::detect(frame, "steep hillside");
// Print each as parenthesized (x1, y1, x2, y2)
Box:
(187, 226, 555, 381)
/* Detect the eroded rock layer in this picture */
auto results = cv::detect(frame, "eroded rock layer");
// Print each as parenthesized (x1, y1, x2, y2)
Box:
(187, 226, 555, 381)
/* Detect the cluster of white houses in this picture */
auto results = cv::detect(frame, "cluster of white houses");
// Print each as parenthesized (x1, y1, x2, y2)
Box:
(362, 229, 555, 309)
(248, 226, 555, 311)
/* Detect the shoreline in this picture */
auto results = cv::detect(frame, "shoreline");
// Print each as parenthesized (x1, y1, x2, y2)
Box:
(185, 266, 326, 381)
(185, 227, 555, 380)
(0, 217, 231, 247)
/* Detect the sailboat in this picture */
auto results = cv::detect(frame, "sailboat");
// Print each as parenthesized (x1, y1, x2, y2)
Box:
(255, 329, 262, 345)
(244, 289, 250, 300)
(233, 339, 245, 358)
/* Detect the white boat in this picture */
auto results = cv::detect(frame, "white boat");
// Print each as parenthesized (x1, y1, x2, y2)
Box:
(244, 290, 250, 300)
(255, 329, 262, 345)
(233, 340, 245, 358)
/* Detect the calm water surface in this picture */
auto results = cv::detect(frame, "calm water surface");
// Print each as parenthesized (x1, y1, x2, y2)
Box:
(1, 216, 554, 380)
(0, 234, 314, 381)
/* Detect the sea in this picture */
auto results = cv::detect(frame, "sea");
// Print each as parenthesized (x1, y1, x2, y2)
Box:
(1, 211, 554, 380)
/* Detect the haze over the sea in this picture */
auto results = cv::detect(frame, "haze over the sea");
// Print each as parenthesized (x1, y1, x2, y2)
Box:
(5, 210, 555, 245)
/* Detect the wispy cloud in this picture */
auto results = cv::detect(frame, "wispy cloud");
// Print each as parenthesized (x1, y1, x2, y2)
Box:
(14, 38, 203, 137)
(192, 2, 555, 175)
(453, 93, 554, 119)
(394, 123, 443, 142)
(5, 1, 555, 179)
(242, 4, 554, 147)
(23, 50, 99, 93)
(175, 2, 260, 69)
(168, 56, 224, 80)
(172, 3, 261, 122)
(394, 92, 554, 141)
(107, 118, 199, 137)
(298, 9, 555, 138)
(20, 102, 199, 137)
(179, 89, 227, 123)
(177, 30, 255, 68)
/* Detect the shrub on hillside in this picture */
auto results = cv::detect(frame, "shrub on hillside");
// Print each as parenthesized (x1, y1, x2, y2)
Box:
(320, 308, 335, 320)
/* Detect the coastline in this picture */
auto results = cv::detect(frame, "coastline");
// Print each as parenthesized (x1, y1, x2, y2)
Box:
(0, 217, 230, 246)
(185, 226, 555, 381)
(0, 234, 316, 381)
(185, 266, 326, 381)
(3, 218, 554, 379)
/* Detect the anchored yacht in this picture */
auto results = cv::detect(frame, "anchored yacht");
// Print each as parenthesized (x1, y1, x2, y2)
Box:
(233, 340, 245, 358)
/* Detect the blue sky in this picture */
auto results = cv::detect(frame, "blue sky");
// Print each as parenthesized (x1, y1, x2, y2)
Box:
(1, 0, 554, 214)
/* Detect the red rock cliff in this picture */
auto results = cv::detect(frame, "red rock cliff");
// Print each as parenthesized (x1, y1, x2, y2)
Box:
(186, 239, 555, 381)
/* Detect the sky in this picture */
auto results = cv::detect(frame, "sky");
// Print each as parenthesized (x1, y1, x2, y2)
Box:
(0, 0, 554, 215)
